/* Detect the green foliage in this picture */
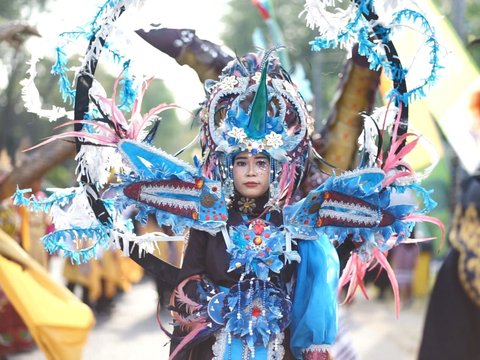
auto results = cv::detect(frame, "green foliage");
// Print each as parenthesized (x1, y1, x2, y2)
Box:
(420, 156, 452, 257)
(0, 0, 51, 164)
(0, 49, 54, 163)
(464, 0, 480, 40)
(221, 1, 263, 56)
(139, 79, 198, 160)
(222, 0, 315, 65)
(0, 0, 47, 20)
(432, 0, 480, 63)
(221, 0, 347, 123)
(429, 0, 480, 258)
(44, 158, 76, 188)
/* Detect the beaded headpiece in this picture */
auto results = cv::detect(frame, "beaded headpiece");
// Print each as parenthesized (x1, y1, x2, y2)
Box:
(200, 50, 313, 205)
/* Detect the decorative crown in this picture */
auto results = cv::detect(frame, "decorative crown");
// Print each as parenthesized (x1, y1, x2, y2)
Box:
(200, 50, 312, 163)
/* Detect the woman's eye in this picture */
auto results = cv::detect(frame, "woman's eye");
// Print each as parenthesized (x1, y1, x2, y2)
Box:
(235, 161, 246, 167)
(256, 160, 269, 168)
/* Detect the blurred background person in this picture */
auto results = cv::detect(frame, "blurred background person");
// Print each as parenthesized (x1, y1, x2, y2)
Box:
(418, 89, 480, 360)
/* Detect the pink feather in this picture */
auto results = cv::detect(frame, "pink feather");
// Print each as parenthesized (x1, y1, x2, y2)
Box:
(173, 275, 203, 313)
(338, 253, 354, 294)
(382, 133, 419, 173)
(402, 236, 436, 244)
(96, 95, 128, 136)
(168, 322, 208, 360)
(403, 214, 445, 251)
(338, 247, 402, 316)
(110, 73, 123, 128)
(338, 252, 369, 304)
(277, 163, 297, 204)
(278, 163, 290, 191)
(170, 310, 205, 329)
(203, 157, 217, 179)
(355, 262, 369, 299)
(382, 170, 413, 188)
(24, 132, 116, 151)
(54, 120, 118, 138)
(128, 104, 186, 140)
(373, 248, 400, 317)
(390, 101, 404, 145)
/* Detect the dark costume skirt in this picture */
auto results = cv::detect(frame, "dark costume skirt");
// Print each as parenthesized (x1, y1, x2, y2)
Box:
(418, 250, 480, 359)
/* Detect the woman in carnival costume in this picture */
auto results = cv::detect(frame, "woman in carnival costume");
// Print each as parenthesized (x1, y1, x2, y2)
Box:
(13, 0, 445, 359)
(164, 51, 337, 359)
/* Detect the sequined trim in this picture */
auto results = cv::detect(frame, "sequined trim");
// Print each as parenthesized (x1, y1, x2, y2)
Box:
(212, 329, 286, 360)
(267, 333, 285, 360)
(212, 328, 227, 360)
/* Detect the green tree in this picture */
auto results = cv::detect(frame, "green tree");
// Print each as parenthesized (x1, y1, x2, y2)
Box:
(0, 0, 49, 161)
(221, 0, 346, 123)
(0, 0, 47, 20)
(432, 0, 480, 62)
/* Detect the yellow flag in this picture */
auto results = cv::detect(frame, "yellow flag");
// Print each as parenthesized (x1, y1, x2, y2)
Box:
(0, 228, 95, 360)
(387, 0, 480, 173)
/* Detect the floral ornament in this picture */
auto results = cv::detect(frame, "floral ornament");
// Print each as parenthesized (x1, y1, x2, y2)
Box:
(227, 126, 247, 143)
(238, 197, 257, 215)
(265, 131, 284, 149)
(223, 279, 292, 354)
(227, 219, 285, 279)
(218, 76, 239, 90)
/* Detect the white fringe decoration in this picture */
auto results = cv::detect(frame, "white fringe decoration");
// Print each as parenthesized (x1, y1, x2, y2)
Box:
(20, 51, 73, 122)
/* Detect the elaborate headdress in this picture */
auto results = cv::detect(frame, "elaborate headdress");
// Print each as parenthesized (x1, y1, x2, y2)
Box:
(200, 50, 313, 206)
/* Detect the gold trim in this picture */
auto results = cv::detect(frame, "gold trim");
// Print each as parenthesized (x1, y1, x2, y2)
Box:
(451, 204, 480, 306)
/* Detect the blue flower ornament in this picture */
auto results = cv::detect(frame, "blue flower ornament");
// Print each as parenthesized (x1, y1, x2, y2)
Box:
(227, 219, 286, 279)
(223, 279, 292, 353)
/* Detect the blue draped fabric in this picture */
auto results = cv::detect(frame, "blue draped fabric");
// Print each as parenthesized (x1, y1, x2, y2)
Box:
(224, 338, 268, 359)
(289, 234, 339, 359)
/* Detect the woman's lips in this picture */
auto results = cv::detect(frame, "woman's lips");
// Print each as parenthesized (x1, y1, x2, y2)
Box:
(243, 182, 258, 187)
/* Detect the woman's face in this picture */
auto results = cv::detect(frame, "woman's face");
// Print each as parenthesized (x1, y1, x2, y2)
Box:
(232, 152, 270, 198)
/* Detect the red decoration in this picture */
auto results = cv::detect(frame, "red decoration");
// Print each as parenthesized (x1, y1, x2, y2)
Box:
(252, 221, 265, 235)
(195, 178, 204, 189)
(252, 307, 262, 317)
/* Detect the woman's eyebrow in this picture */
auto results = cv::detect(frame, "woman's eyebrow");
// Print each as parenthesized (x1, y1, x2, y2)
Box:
(234, 155, 269, 161)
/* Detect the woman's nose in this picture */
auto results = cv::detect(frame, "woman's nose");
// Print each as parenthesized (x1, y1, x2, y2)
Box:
(246, 161, 256, 175)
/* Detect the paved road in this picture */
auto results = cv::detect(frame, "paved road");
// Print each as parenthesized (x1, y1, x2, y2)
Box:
(8, 277, 427, 360)
(9, 275, 171, 360)
(345, 294, 427, 360)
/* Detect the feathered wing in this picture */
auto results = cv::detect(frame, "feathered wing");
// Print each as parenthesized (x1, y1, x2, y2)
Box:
(118, 140, 197, 180)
